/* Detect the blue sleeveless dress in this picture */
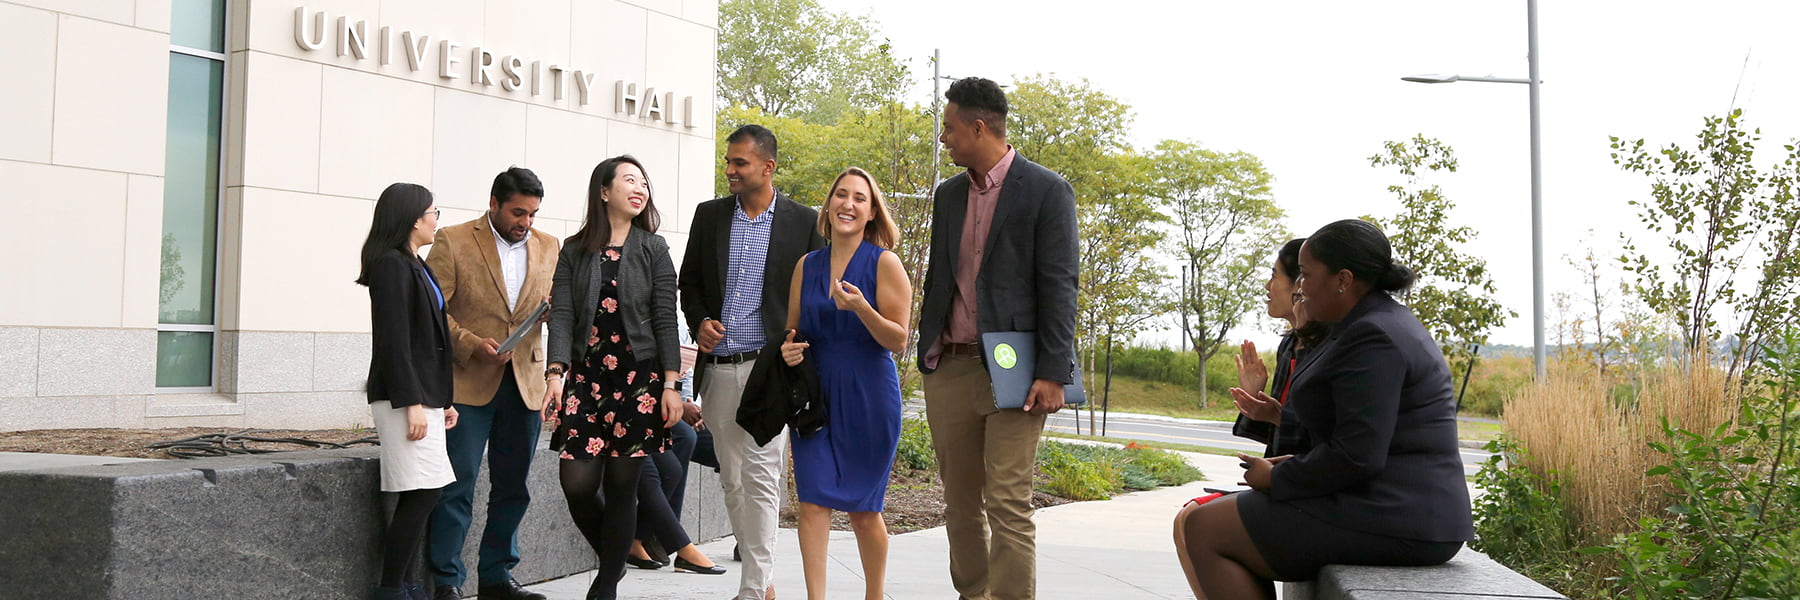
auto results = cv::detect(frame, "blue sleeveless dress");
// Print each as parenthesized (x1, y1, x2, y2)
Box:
(790, 241, 903, 512)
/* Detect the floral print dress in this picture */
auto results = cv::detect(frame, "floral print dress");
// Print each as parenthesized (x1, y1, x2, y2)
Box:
(557, 246, 670, 460)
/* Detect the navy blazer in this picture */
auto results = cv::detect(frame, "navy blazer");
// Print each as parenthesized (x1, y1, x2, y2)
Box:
(1269, 293, 1473, 543)
(915, 154, 1079, 384)
(678, 192, 825, 390)
(365, 249, 453, 409)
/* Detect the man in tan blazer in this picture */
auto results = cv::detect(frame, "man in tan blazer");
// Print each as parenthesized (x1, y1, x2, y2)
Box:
(424, 167, 557, 600)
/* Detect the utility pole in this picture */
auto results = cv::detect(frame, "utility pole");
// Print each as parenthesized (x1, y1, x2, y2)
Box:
(930, 49, 943, 190)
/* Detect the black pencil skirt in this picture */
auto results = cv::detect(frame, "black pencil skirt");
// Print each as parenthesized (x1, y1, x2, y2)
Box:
(1235, 490, 1465, 581)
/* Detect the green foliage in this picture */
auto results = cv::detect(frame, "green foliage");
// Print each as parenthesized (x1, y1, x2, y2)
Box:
(716, 0, 909, 123)
(1006, 76, 1173, 398)
(1096, 344, 1242, 402)
(1601, 334, 1800, 599)
(1034, 440, 1204, 501)
(1365, 135, 1513, 378)
(1149, 140, 1285, 408)
(1470, 437, 1587, 590)
(1038, 444, 1117, 501)
(1611, 109, 1800, 378)
(895, 416, 935, 472)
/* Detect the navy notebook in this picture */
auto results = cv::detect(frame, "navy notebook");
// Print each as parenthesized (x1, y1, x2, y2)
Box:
(980, 331, 1086, 409)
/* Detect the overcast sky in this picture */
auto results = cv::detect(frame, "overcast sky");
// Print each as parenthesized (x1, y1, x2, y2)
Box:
(817, 0, 1800, 349)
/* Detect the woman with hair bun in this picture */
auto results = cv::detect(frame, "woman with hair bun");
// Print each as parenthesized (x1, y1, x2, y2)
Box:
(1174, 219, 1473, 599)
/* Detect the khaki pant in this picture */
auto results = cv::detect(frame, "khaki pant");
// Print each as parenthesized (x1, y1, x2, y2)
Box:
(701, 359, 787, 600)
(924, 353, 1047, 600)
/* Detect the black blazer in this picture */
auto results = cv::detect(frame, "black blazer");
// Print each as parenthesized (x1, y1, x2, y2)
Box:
(547, 227, 681, 374)
(1269, 293, 1474, 543)
(678, 192, 825, 389)
(365, 249, 453, 409)
(915, 154, 1079, 384)
(1232, 334, 1312, 457)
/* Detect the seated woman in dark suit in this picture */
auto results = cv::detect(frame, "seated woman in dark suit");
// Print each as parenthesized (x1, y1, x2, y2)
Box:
(1174, 219, 1473, 599)
(356, 182, 460, 600)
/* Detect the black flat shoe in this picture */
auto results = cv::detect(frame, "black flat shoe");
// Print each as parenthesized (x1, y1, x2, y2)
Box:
(672, 556, 727, 575)
(625, 555, 666, 570)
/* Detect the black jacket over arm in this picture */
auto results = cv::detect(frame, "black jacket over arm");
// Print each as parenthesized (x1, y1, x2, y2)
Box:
(1269, 293, 1473, 543)
(678, 192, 825, 390)
(365, 249, 453, 409)
(914, 155, 1079, 384)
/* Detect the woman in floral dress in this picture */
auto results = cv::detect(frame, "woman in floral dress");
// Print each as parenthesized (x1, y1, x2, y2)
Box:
(542, 155, 685, 600)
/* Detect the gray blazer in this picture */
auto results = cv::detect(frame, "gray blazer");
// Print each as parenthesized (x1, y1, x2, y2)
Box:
(547, 227, 680, 375)
(915, 154, 1080, 383)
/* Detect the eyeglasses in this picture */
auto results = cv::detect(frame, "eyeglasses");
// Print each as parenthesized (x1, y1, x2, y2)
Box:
(423, 208, 441, 219)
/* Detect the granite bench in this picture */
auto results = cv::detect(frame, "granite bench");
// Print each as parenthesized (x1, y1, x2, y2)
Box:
(1282, 546, 1567, 600)
(0, 444, 730, 600)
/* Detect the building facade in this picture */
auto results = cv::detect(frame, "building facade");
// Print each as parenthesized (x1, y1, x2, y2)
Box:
(0, 0, 718, 431)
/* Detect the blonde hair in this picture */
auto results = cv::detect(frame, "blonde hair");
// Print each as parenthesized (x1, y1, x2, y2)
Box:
(816, 167, 900, 249)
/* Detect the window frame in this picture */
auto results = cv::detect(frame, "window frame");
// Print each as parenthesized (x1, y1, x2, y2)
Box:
(155, 1, 230, 394)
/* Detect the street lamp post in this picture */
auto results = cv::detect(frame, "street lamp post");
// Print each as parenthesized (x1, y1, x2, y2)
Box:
(1402, 0, 1546, 381)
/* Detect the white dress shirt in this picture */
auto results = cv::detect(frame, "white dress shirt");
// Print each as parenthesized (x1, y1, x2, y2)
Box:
(488, 215, 528, 310)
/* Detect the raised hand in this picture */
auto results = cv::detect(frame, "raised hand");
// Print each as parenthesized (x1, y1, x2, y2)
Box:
(829, 278, 871, 314)
(1233, 340, 1267, 393)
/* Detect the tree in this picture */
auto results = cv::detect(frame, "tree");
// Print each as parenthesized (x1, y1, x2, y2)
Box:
(716, 0, 910, 124)
(1564, 234, 1620, 377)
(1612, 109, 1800, 380)
(1365, 135, 1512, 382)
(1008, 76, 1171, 405)
(1151, 140, 1284, 408)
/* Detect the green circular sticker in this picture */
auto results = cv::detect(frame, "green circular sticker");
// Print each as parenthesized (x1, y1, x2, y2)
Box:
(993, 343, 1018, 369)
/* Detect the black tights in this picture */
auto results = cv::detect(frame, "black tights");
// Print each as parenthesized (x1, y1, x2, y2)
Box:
(561, 456, 643, 600)
(382, 487, 442, 588)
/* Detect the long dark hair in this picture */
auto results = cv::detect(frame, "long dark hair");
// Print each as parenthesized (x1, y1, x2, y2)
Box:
(1306, 219, 1415, 294)
(572, 155, 660, 254)
(1276, 238, 1305, 282)
(355, 182, 433, 286)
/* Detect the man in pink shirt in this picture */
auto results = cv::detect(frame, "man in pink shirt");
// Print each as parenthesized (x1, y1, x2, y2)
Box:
(915, 76, 1079, 600)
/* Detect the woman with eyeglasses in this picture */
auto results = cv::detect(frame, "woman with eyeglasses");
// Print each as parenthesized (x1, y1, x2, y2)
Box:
(356, 183, 460, 600)
(542, 155, 691, 600)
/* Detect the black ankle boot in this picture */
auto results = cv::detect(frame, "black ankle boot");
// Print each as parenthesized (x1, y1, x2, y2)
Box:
(373, 586, 410, 600)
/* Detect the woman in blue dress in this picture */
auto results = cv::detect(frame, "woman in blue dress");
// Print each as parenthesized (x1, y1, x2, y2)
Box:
(779, 167, 912, 600)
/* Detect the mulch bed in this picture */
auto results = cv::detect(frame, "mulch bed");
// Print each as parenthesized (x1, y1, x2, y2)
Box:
(0, 427, 1074, 534)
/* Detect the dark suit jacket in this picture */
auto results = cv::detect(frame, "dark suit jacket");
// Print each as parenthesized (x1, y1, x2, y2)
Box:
(915, 154, 1079, 384)
(547, 227, 681, 374)
(1232, 334, 1313, 457)
(1269, 293, 1474, 543)
(365, 249, 453, 409)
(678, 191, 825, 390)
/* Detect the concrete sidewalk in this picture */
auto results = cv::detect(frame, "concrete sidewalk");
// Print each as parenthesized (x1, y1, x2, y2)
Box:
(526, 450, 1241, 599)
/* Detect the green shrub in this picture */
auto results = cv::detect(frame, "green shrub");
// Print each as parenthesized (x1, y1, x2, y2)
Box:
(1130, 445, 1204, 486)
(895, 416, 935, 472)
(1470, 437, 1587, 591)
(1038, 443, 1117, 501)
(1033, 441, 1203, 500)
(1601, 338, 1800, 600)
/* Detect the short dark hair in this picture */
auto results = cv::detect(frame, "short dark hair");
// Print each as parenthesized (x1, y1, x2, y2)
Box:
(1306, 219, 1415, 294)
(945, 77, 1008, 137)
(726, 124, 779, 162)
(490, 166, 544, 204)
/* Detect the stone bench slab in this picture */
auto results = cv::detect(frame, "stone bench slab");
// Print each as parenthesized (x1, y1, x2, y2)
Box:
(1283, 546, 1566, 600)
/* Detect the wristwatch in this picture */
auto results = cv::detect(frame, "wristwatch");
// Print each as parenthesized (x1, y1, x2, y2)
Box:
(545, 365, 566, 380)
(664, 380, 683, 392)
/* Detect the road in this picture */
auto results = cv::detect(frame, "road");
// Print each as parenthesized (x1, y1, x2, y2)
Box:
(1045, 409, 1494, 476)
(905, 402, 1493, 477)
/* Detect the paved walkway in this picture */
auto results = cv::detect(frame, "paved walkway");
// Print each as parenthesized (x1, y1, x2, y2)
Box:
(526, 450, 1243, 599)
